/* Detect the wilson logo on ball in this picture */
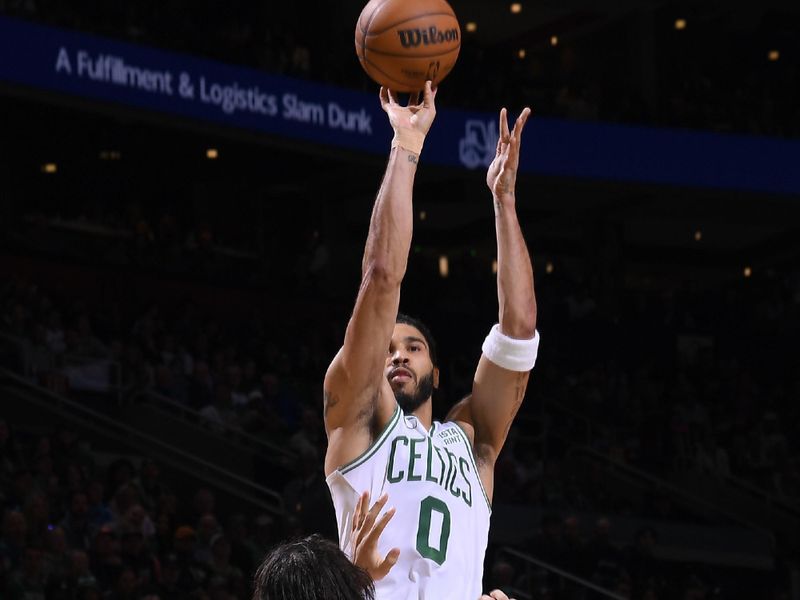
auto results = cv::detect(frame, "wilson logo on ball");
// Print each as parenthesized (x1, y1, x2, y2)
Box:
(397, 26, 459, 48)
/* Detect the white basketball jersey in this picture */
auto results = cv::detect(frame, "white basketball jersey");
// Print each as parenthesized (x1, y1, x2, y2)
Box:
(326, 405, 491, 600)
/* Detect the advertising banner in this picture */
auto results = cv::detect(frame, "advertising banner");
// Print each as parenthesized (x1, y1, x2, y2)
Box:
(1, 16, 798, 195)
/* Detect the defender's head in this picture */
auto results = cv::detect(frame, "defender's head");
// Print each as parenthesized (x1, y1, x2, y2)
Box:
(252, 534, 374, 600)
(386, 314, 440, 414)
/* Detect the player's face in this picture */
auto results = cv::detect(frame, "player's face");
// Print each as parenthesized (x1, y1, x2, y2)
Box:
(386, 323, 438, 412)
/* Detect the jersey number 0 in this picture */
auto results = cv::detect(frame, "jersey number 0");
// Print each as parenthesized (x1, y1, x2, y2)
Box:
(415, 496, 451, 565)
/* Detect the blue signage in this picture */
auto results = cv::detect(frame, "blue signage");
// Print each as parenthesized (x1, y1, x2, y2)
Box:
(1, 16, 798, 195)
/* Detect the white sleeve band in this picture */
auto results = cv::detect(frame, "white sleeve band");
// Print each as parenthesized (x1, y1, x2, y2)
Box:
(481, 324, 540, 372)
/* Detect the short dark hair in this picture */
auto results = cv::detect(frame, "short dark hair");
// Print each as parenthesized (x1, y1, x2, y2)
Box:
(396, 313, 438, 367)
(252, 534, 375, 600)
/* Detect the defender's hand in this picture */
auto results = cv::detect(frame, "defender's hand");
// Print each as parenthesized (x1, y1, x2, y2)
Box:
(380, 80, 438, 138)
(480, 590, 516, 600)
(486, 107, 531, 204)
(352, 491, 400, 581)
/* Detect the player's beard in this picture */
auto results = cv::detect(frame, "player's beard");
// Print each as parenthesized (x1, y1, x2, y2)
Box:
(393, 370, 435, 414)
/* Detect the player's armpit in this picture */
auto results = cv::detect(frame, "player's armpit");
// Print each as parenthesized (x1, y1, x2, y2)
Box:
(445, 395, 473, 424)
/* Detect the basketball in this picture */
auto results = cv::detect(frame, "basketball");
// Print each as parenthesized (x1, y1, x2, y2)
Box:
(355, 0, 461, 93)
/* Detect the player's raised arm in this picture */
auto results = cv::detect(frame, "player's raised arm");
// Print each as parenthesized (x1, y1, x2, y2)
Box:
(449, 107, 539, 499)
(324, 82, 437, 474)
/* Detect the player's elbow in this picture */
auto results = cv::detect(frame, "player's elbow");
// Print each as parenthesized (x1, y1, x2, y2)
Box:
(363, 261, 404, 290)
(502, 309, 537, 339)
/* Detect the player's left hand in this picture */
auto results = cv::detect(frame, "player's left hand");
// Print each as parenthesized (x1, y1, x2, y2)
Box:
(486, 107, 531, 204)
(352, 491, 400, 581)
(479, 590, 516, 600)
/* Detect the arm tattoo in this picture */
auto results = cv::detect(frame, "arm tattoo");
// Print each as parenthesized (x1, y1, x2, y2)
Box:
(407, 153, 419, 164)
(502, 376, 527, 438)
(323, 391, 339, 417)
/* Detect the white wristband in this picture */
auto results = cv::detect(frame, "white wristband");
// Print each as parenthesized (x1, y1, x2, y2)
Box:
(481, 324, 540, 372)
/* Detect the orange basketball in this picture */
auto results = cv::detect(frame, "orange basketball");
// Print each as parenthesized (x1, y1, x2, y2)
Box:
(355, 0, 461, 93)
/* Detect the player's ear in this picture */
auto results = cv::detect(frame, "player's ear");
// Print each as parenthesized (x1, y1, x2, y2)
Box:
(433, 367, 440, 390)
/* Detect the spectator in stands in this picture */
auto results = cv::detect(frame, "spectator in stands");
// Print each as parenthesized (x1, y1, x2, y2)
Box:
(6, 546, 47, 599)
(695, 435, 731, 479)
(46, 549, 98, 599)
(207, 534, 244, 597)
(282, 446, 337, 539)
(194, 513, 222, 566)
(22, 492, 50, 548)
(110, 484, 141, 528)
(627, 527, 663, 599)
(69, 315, 108, 358)
(122, 504, 156, 541)
(288, 407, 323, 457)
(85, 480, 113, 531)
(0, 420, 22, 485)
(42, 526, 70, 585)
(486, 559, 515, 594)
(106, 458, 136, 499)
(119, 525, 160, 589)
(112, 565, 142, 600)
(180, 488, 215, 531)
(89, 525, 122, 591)
(1, 510, 28, 569)
(170, 525, 208, 595)
(226, 513, 260, 579)
(530, 513, 565, 566)
(251, 514, 276, 560)
(199, 383, 240, 434)
(562, 515, 590, 577)
(60, 491, 93, 550)
(586, 517, 623, 591)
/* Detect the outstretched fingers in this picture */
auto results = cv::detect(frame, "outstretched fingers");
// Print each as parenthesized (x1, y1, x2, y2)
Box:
(352, 491, 368, 534)
(485, 590, 513, 600)
(379, 87, 391, 111)
(511, 107, 532, 141)
(376, 546, 400, 580)
(365, 505, 395, 547)
(380, 87, 402, 111)
(499, 107, 510, 143)
(507, 107, 532, 163)
(361, 492, 389, 534)
(422, 80, 436, 109)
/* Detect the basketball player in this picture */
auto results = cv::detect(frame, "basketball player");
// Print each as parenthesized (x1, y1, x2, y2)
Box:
(324, 80, 538, 599)
(253, 489, 517, 599)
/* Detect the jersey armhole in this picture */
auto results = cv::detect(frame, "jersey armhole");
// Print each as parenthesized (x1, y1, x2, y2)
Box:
(452, 421, 492, 511)
(338, 404, 402, 475)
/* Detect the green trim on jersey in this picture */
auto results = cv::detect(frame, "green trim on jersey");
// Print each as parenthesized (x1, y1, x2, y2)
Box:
(452, 422, 492, 511)
(339, 404, 401, 475)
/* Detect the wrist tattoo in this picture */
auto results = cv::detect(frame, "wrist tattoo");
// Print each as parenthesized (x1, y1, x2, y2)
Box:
(407, 153, 419, 164)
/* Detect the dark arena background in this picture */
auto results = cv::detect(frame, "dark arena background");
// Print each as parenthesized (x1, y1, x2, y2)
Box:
(1, 1, 800, 599)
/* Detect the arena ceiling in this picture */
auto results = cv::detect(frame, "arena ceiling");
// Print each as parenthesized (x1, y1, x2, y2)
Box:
(342, 0, 800, 46)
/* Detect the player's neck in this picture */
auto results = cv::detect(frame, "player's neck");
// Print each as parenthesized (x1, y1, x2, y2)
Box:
(410, 398, 433, 431)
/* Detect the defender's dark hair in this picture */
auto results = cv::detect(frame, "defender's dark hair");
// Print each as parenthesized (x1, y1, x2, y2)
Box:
(252, 534, 375, 600)
(396, 313, 438, 367)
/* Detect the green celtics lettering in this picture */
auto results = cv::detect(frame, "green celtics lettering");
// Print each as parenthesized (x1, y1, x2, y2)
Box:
(386, 433, 473, 508)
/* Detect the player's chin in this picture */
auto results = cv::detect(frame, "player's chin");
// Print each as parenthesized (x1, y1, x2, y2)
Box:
(388, 378, 414, 393)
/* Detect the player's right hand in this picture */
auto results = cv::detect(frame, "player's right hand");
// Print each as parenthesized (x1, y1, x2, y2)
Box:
(352, 491, 400, 581)
(380, 80, 437, 137)
(479, 590, 516, 600)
